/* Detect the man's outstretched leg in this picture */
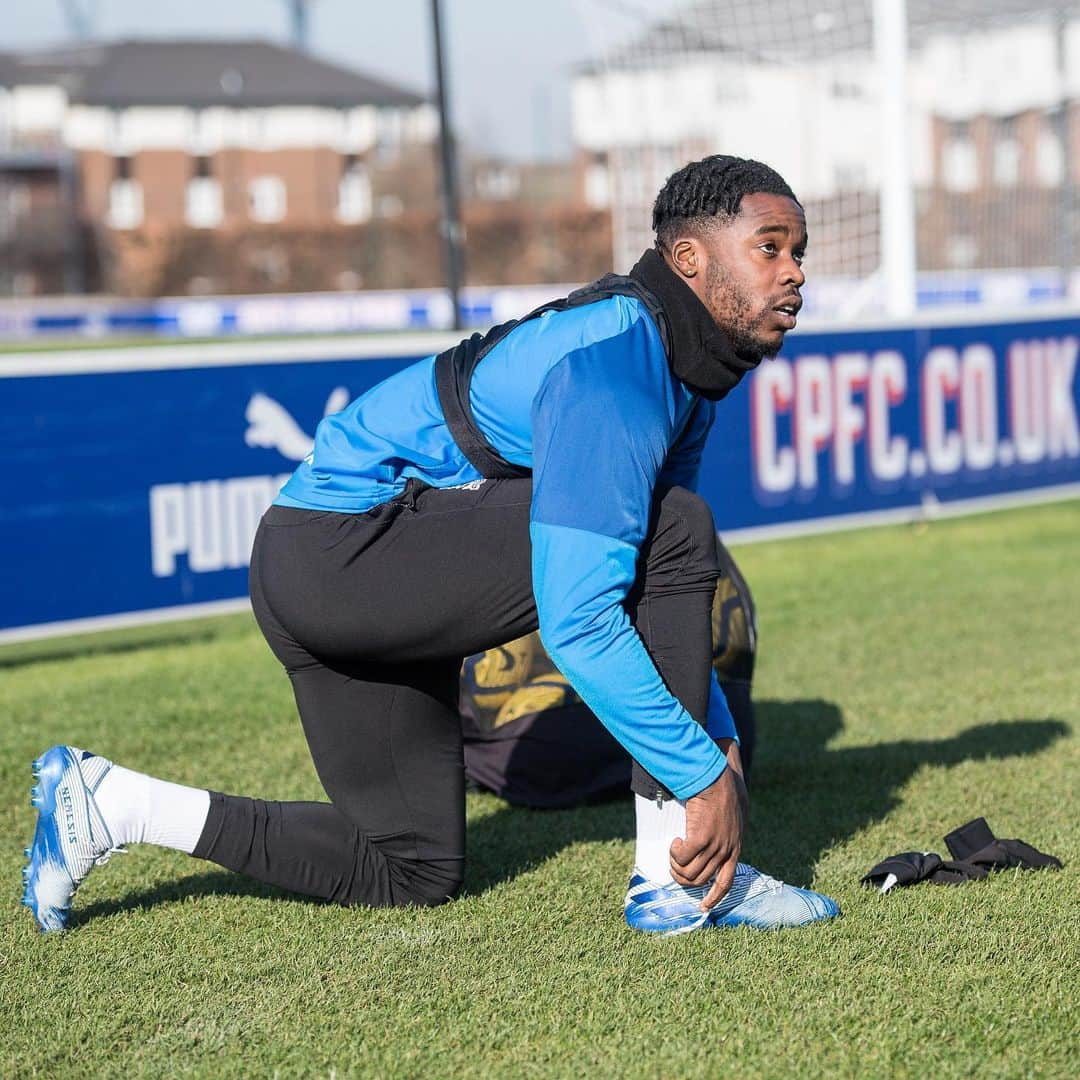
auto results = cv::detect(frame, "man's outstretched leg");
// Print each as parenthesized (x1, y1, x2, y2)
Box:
(194, 657, 466, 908)
(22, 483, 526, 933)
(23, 656, 466, 933)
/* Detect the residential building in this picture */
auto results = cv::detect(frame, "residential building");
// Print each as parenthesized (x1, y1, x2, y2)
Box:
(0, 38, 615, 298)
(571, 1, 1080, 280)
(0, 39, 436, 296)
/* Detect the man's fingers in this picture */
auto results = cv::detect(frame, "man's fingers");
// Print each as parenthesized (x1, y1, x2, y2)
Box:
(700, 855, 738, 911)
(669, 766, 746, 893)
(670, 862, 712, 887)
(670, 839, 720, 886)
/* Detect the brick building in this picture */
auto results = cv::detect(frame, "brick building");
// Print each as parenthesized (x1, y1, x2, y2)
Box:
(0, 39, 614, 298)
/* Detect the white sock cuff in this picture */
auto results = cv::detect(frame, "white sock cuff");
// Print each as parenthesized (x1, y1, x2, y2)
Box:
(94, 764, 211, 855)
(633, 793, 688, 884)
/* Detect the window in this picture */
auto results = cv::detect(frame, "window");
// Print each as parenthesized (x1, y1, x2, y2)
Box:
(249, 175, 286, 223)
(993, 139, 1020, 187)
(186, 183, 223, 228)
(107, 156, 142, 229)
(584, 162, 610, 208)
(993, 117, 1020, 187)
(942, 124, 978, 192)
(337, 158, 372, 224)
(1036, 128, 1064, 187)
(185, 156, 223, 228)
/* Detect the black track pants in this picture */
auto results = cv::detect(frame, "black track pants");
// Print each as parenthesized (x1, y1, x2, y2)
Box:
(192, 478, 719, 907)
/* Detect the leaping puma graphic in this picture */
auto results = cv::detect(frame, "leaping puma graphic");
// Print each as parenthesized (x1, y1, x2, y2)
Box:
(244, 387, 350, 461)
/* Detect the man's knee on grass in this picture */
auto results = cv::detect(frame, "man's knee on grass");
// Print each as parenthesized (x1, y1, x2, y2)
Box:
(351, 858, 463, 909)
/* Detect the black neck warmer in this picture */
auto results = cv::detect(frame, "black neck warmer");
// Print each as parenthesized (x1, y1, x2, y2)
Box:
(628, 247, 760, 402)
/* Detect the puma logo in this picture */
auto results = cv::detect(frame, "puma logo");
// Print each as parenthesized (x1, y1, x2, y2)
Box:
(244, 387, 350, 462)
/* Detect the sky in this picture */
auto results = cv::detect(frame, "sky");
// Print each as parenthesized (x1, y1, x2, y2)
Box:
(7, 0, 682, 160)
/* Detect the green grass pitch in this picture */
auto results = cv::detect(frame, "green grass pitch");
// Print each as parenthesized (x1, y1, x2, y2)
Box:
(2, 501, 1077, 1078)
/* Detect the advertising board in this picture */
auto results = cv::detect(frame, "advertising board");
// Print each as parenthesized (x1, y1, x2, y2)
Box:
(2, 311, 1076, 640)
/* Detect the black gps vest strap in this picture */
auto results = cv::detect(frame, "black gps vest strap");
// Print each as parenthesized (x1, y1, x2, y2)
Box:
(433, 328, 527, 479)
(434, 275, 673, 481)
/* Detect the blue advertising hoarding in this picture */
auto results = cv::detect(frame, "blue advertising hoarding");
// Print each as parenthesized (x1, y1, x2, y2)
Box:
(696, 313, 1080, 537)
(1, 312, 1077, 639)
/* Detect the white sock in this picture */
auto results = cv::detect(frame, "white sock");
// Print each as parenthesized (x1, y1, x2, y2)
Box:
(634, 794, 687, 883)
(93, 764, 211, 854)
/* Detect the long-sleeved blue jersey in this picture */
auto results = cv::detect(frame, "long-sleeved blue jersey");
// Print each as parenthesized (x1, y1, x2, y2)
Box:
(276, 288, 738, 799)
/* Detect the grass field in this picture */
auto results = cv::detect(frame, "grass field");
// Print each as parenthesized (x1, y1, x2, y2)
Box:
(2, 501, 1077, 1078)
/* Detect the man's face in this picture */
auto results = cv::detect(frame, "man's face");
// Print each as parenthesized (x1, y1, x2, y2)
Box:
(686, 193, 807, 362)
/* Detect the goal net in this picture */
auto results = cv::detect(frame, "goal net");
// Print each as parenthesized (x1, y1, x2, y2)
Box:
(571, 0, 1078, 320)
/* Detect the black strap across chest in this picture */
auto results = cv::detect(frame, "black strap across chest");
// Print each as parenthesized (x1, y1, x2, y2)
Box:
(434, 275, 674, 480)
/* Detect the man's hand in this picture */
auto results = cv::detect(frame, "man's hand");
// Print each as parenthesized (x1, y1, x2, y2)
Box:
(669, 739, 748, 911)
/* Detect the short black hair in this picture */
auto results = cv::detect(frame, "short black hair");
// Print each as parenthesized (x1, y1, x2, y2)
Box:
(652, 155, 800, 249)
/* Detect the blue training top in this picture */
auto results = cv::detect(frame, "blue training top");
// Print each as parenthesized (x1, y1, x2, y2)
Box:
(275, 294, 736, 799)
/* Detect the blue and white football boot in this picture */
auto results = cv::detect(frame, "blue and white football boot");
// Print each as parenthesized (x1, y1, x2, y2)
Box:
(624, 862, 840, 936)
(22, 745, 120, 934)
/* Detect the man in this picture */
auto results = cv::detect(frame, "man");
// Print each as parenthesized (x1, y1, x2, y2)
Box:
(23, 155, 839, 936)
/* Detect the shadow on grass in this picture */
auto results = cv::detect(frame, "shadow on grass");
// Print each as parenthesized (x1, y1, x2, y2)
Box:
(465, 800, 632, 895)
(465, 705, 1068, 891)
(69, 871, 310, 928)
(67, 706, 1068, 925)
(741, 702, 1069, 884)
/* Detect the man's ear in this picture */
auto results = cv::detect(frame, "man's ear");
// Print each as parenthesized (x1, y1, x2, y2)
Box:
(668, 237, 701, 279)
